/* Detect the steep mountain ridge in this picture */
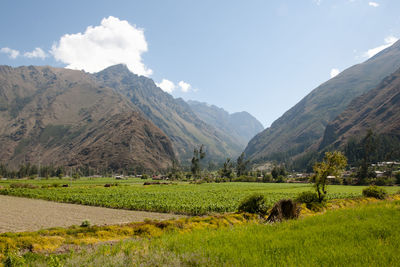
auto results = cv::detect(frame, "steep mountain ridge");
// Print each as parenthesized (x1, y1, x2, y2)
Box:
(0, 65, 175, 171)
(187, 100, 264, 147)
(94, 65, 243, 163)
(245, 39, 400, 163)
(319, 66, 400, 149)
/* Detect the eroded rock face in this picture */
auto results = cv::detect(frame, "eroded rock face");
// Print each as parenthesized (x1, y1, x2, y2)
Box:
(0, 65, 175, 171)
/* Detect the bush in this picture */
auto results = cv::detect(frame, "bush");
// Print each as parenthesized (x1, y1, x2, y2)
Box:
(371, 177, 395, 186)
(267, 199, 300, 223)
(295, 191, 319, 204)
(80, 220, 91, 227)
(9, 183, 37, 189)
(238, 194, 269, 216)
(362, 185, 388, 199)
(396, 172, 400, 185)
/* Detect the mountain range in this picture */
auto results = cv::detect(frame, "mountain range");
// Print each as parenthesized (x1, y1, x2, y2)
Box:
(319, 66, 400, 150)
(0, 64, 264, 171)
(187, 100, 264, 148)
(244, 39, 400, 165)
(0, 65, 175, 171)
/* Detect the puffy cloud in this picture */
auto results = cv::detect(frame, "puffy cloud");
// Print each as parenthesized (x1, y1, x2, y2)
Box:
(368, 1, 379, 7)
(24, 47, 47, 59)
(156, 79, 176, 93)
(0, 47, 20, 59)
(178, 81, 192, 92)
(364, 36, 398, 58)
(51, 16, 152, 76)
(330, 68, 340, 78)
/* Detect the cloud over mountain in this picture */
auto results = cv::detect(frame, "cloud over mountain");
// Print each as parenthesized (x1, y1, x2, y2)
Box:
(51, 16, 152, 76)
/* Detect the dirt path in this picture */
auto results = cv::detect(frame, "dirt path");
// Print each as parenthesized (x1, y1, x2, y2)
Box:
(0, 195, 183, 233)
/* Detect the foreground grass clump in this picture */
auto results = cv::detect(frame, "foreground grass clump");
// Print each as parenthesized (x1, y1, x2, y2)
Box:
(11, 199, 400, 266)
(1, 178, 398, 215)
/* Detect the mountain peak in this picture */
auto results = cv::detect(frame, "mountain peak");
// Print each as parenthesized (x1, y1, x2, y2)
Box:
(98, 64, 135, 76)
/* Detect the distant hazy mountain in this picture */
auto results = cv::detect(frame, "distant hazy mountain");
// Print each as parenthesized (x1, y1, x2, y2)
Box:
(319, 67, 400, 150)
(94, 65, 243, 163)
(187, 100, 264, 147)
(0, 65, 176, 171)
(245, 39, 400, 163)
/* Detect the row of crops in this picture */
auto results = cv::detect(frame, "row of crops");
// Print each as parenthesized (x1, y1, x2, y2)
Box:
(0, 181, 397, 215)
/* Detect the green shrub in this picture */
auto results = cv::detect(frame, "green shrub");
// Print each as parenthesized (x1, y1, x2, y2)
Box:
(362, 185, 387, 199)
(9, 183, 37, 189)
(395, 172, 400, 185)
(295, 191, 319, 204)
(238, 194, 269, 216)
(80, 220, 91, 227)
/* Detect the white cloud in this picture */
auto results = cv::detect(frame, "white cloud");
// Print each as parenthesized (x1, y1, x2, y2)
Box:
(364, 36, 398, 58)
(51, 16, 152, 76)
(156, 79, 176, 93)
(330, 68, 340, 78)
(178, 81, 192, 92)
(0, 47, 20, 59)
(368, 1, 379, 7)
(24, 47, 47, 59)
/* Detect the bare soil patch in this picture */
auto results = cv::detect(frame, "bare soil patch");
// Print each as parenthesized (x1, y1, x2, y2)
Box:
(0, 195, 183, 233)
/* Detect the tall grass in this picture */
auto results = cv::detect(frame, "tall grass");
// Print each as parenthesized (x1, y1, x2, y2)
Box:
(16, 200, 400, 266)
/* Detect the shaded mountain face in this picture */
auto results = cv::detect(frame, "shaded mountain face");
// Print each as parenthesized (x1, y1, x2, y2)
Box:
(187, 100, 264, 147)
(319, 67, 400, 150)
(0, 65, 175, 171)
(94, 65, 243, 163)
(245, 39, 400, 163)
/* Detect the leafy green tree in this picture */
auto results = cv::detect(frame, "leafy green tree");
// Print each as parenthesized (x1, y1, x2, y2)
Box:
(191, 145, 205, 178)
(271, 166, 279, 179)
(220, 158, 234, 180)
(313, 151, 347, 202)
(236, 152, 249, 176)
(358, 130, 376, 184)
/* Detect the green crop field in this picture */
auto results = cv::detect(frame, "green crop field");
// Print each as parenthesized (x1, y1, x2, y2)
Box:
(0, 178, 398, 215)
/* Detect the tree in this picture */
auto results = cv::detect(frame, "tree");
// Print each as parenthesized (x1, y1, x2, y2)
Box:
(358, 130, 376, 184)
(271, 166, 279, 179)
(191, 145, 205, 178)
(220, 158, 234, 180)
(236, 152, 249, 176)
(313, 151, 347, 202)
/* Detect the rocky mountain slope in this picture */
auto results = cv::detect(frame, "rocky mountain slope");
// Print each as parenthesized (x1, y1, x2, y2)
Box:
(94, 65, 243, 163)
(245, 39, 400, 163)
(187, 100, 263, 147)
(0, 65, 175, 171)
(319, 66, 400, 150)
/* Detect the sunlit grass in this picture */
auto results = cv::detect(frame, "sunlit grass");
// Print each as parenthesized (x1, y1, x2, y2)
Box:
(10, 199, 400, 266)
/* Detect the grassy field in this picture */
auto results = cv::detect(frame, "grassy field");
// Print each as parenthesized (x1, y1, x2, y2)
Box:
(0, 177, 398, 215)
(5, 199, 399, 266)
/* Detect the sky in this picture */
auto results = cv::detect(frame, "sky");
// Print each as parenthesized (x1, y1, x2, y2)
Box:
(1, 0, 400, 128)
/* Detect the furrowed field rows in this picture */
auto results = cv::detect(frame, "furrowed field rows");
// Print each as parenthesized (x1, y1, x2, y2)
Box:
(0, 179, 398, 215)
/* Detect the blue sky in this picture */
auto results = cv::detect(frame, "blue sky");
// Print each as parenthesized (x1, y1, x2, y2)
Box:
(1, 0, 400, 127)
